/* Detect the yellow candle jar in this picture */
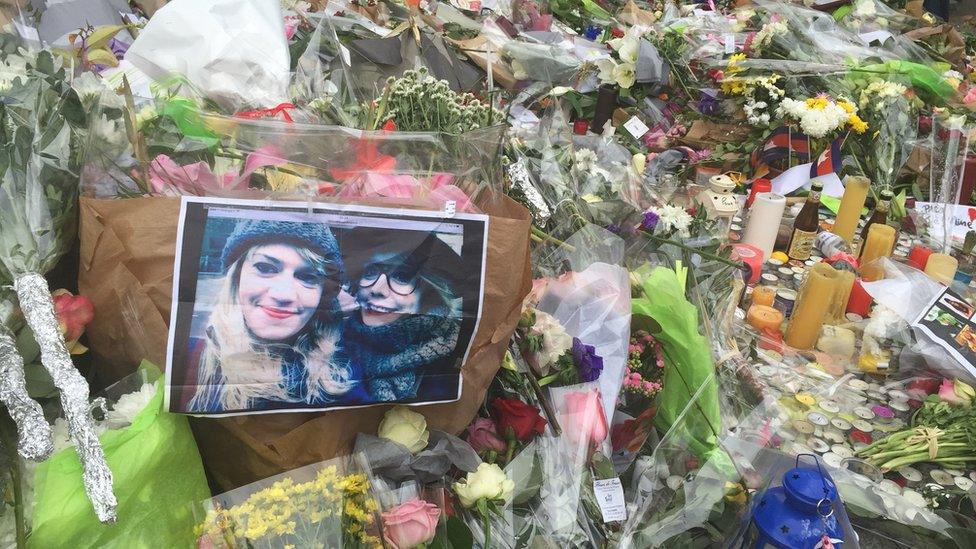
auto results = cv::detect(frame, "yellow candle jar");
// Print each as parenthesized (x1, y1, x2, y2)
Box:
(859, 224, 896, 282)
(785, 262, 842, 350)
(924, 253, 958, 286)
(833, 176, 870, 244)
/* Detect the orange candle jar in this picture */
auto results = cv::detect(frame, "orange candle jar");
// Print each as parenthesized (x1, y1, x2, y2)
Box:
(752, 286, 777, 308)
(747, 304, 785, 332)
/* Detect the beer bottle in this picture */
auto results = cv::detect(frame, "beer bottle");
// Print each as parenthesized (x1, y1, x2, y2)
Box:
(787, 181, 823, 261)
(858, 188, 894, 254)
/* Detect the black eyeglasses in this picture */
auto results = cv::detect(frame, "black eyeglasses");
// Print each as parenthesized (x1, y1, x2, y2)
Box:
(359, 263, 419, 296)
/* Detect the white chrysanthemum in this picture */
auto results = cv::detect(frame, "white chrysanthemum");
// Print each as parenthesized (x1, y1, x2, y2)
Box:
(852, 0, 876, 17)
(529, 310, 573, 372)
(71, 72, 124, 110)
(656, 204, 693, 235)
(91, 115, 127, 147)
(573, 148, 599, 171)
(104, 382, 157, 430)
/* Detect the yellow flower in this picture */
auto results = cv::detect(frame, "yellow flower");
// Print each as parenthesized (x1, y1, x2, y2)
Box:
(805, 97, 829, 110)
(848, 114, 868, 134)
(837, 101, 855, 114)
(721, 79, 746, 95)
(726, 53, 746, 75)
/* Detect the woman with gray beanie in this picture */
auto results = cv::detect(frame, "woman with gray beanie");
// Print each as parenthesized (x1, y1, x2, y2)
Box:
(340, 227, 464, 403)
(186, 219, 356, 413)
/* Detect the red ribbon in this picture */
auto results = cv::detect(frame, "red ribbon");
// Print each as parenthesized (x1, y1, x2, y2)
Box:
(235, 102, 296, 123)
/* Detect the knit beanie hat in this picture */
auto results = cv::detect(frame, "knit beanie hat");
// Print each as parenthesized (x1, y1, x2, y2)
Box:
(221, 219, 343, 275)
(341, 226, 462, 288)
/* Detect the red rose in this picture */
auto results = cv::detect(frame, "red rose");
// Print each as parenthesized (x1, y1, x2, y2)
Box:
(611, 419, 639, 453)
(491, 397, 547, 442)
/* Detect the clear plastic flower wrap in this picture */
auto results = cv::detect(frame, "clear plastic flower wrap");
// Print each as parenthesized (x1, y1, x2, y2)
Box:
(193, 453, 383, 548)
(81, 95, 508, 214)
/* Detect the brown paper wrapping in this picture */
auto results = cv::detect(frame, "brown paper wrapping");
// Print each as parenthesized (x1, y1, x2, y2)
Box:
(79, 195, 532, 490)
(904, 25, 967, 69)
(450, 36, 518, 90)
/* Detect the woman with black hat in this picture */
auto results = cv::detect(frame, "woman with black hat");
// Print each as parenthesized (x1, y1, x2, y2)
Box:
(341, 227, 463, 403)
(185, 219, 355, 413)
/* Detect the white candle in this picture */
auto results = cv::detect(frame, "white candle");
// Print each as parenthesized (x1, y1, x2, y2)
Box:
(742, 192, 786, 261)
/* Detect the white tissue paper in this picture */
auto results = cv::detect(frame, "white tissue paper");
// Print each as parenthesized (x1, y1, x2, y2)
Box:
(124, 0, 290, 110)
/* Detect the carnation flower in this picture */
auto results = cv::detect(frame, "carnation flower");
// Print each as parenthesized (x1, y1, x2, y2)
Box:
(529, 311, 573, 374)
(655, 204, 693, 235)
(103, 382, 157, 430)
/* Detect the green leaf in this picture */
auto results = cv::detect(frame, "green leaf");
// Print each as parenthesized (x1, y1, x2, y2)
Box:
(446, 516, 473, 549)
(85, 25, 128, 49)
(86, 48, 120, 68)
(24, 362, 57, 399)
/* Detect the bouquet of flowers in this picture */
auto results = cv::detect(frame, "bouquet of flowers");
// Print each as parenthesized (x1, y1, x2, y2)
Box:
(195, 455, 382, 548)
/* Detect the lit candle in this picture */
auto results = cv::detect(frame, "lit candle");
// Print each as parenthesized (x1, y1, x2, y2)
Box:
(752, 285, 777, 308)
(742, 193, 786, 261)
(925, 253, 958, 286)
(747, 305, 784, 332)
(859, 224, 896, 282)
(825, 269, 856, 325)
(785, 262, 841, 350)
(832, 176, 870, 244)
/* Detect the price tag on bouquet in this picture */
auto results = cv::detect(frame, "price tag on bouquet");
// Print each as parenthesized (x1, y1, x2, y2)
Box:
(593, 478, 627, 523)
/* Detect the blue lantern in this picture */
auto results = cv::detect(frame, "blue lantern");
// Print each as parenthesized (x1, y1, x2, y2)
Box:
(738, 455, 847, 549)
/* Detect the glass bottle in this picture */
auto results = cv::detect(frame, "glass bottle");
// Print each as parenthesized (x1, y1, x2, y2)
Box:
(787, 181, 823, 261)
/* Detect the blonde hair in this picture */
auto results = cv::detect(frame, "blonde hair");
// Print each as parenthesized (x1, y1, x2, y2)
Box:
(188, 246, 355, 412)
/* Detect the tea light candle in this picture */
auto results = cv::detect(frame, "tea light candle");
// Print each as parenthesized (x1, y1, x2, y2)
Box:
(859, 224, 896, 282)
(785, 262, 841, 350)
(833, 176, 870, 244)
(925, 253, 958, 286)
(732, 243, 764, 285)
(742, 193, 786, 261)
(752, 285, 777, 308)
(747, 305, 784, 332)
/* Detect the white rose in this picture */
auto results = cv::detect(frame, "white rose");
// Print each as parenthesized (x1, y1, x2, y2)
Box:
(453, 463, 516, 508)
(378, 406, 430, 453)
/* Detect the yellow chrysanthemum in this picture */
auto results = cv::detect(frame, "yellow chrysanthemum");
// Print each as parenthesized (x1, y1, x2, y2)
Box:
(837, 101, 855, 114)
(848, 114, 868, 134)
(805, 97, 829, 110)
(721, 79, 747, 95)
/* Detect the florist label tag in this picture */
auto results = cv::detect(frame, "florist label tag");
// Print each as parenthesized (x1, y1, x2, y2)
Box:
(623, 117, 650, 140)
(593, 478, 627, 523)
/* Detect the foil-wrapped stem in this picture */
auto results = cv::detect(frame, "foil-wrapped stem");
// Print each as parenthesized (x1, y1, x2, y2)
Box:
(0, 325, 54, 461)
(14, 272, 117, 523)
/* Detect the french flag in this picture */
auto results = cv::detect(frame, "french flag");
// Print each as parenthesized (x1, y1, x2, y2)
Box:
(751, 126, 811, 169)
(810, 134, 847, 178)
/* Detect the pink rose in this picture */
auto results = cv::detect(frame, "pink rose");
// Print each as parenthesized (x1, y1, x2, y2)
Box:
(52, 290, 94, 342)
(465, 417, 507, 453)
(382, 499, 440, 549)
(560, 390, 609, 449)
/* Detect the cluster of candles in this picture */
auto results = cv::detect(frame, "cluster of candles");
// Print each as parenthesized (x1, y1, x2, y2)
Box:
(736, 177, 959, 352)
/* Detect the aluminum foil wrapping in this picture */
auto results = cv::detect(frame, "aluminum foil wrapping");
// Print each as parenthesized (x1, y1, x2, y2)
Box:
(0, 326, 54, 461)
(14, 272, 117, 523)
(508, 157, 552, 225)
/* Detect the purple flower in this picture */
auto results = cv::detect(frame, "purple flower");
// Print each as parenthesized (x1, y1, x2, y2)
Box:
(108, 38, 129, 59)
(640, 210, 660, 231)
(572, 337, 604, 382)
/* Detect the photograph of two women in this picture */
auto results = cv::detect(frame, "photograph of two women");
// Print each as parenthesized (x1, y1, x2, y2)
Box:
(164, 198, 488, 416)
